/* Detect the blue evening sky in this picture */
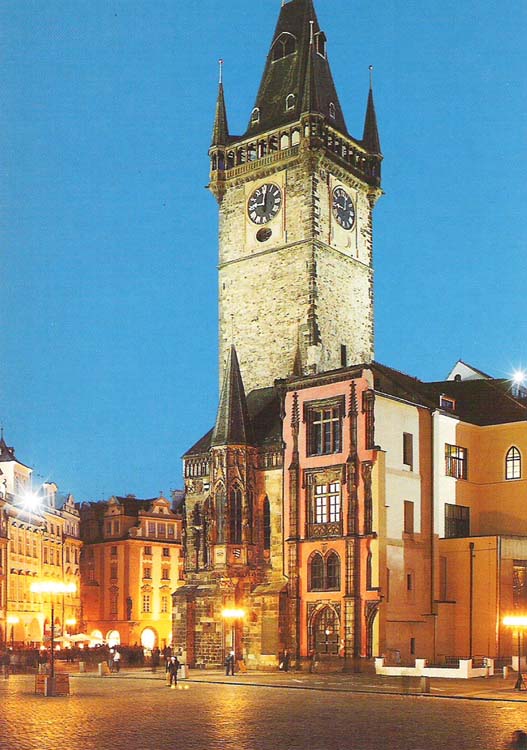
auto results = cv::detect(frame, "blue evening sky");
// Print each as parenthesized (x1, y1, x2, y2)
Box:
(1, 0, 526, 501)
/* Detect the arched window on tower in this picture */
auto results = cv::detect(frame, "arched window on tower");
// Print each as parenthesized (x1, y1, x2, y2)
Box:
(309, 552, 324, 591)
(315, 31, 327, 58)
(326, 552, 341, 590)
(272, 32, 297, 62)
(230, 486, 243, 544)
(251, 107, 260, 125)
(263, 496, 271, 550)
(285, 93, 295, 112)
(329, 102, 336, 120)
(506, 446, 522, 480)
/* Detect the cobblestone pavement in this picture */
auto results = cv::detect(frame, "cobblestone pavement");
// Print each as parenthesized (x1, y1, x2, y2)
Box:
(2, 670, 527, 750)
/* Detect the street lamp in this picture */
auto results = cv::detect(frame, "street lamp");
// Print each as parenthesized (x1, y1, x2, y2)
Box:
(7, 616, 19, 650)
(30, 581, 77, 684)
(221, 608, 245, 663)
(503, 615, 527, 690)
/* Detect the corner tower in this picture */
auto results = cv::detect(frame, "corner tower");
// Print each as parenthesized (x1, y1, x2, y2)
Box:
(209, 0, 382, 393)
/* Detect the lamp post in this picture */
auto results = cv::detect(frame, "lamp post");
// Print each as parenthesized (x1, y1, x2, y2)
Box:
(221, 608, 245, 663)
(30, 581, 77, 692)
(7, 616, 19, 650)
(503, 615, 527, 691)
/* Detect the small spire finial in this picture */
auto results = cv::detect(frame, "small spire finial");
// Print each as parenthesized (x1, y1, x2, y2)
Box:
(0, 426, 3, 441)
(309, 20, 314, 45)
(219, 59, 224, 85)
(369, 65, 374, 90)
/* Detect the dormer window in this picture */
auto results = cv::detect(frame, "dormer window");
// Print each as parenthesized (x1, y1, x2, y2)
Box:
(285, 94, 295, 112)
(440, 395, 456, 411)
(329, 102, 336, 119)
(251, 107, 260, 125)
(316, 31, 327, 58)
(272, 32, 297, 61)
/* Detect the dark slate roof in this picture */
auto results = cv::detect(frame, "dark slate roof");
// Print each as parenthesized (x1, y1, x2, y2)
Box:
(372, 362, 527, 426)
(362, 87, 381, 154)
(211, 346, 253, 446)
(244, 0, 348, 138)
(211, 82, 229, 147)
(184, 385, 282, 458)
(0, 435, 31, 468)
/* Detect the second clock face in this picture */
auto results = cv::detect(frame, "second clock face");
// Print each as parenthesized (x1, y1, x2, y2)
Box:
(332, 186, 355, 230)
(248, 183, 282, 225)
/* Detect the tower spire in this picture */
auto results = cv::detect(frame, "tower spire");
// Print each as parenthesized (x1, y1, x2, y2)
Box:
(362, 66, 381, 154)
(212, 346, 253, 446)
(247, 0, 347, 136)
(211, 60, 229, 147)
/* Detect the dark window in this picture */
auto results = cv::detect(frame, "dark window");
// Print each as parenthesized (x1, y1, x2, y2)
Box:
(143, 567, 151, 579)
(315, 31, 327, 58)
(263, 496, 271, 550)
(162, 547, 170, 557)
(506, 447, 522, 480)
(406, 572, 413, 591)
(326, 552, 341, 590)
(363, 390, 375, 449)
(111, 546, 117, 557)
(403, 433, 413, 469)
(143, 546, 152, 556)
(445, 444, 468, 479)
(440, 395, 456, 410)
(216, 487, 226, 543)
(444, 503, 470, 538)
(307, 402, 342, 455)
(229, 486, 242, 544)
(310, 553, 324, 590)
(340, 344, 347, 367)
(272, 32, 296, 61)
(404, 500, 414, 534)
(410, 637, 416, 655)
(513, 561, 527, 610)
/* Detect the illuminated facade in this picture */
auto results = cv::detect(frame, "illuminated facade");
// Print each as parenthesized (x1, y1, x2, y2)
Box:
(0, 436, 81, 647)
(79, 494, 183, 648)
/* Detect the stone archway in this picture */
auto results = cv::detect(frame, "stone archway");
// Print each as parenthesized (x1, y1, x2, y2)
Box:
(308, 604, 340, 656)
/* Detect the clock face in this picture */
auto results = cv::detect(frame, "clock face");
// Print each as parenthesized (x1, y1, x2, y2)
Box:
(248, 183, 282, 225)
(332, 186, 355, 230)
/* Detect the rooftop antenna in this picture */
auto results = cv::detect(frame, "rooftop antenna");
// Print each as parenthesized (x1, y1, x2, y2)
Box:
(219, 59, 224, 85)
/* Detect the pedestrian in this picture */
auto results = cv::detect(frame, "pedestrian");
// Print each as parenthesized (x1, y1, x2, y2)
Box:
(508, 730, 527, 749)
(112, 649, 121, 673)
(151, 647, 160, 673)
(225, 650, 235, 676)
(167, 655, 180, 688)
(282, 648, 291, 672)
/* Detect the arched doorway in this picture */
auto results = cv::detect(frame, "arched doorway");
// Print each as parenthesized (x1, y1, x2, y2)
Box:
(141, 627, 157, 650)
(106, 630, 120, 648)
(311, 606, 340, 655)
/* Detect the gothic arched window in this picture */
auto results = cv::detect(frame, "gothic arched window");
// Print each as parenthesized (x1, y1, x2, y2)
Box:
(263, 496, 271, 550)
(230, 486, 243, 544)
(506, 446, 522, 480)
(272, 32, 296, 62)
(309, 553, 324, 590)
(326, 552, 340, 590)
(216, 486, 226, 543)
(286, 93, 295, 112)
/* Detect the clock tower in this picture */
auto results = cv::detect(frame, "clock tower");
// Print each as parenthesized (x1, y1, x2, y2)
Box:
(209, 0, 382, 394)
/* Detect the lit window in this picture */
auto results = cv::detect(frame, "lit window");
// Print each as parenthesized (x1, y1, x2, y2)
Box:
(310, 482, 341, 533)
(506, 447, 522, 480)
(162, 567, 170, 580)
(142, 594, 151, 613)
(161, 596, 168, 614)
(306, 399, 343, 456)
(445, 444, 468, 479)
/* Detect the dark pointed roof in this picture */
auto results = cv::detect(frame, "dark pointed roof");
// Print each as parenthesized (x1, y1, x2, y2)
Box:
(246, 0, 347, 137)
(211, 346, 253, 446)
(0, 436, 16, 462)
(211, 82, 229, 147)
(362, 86, 381, 154)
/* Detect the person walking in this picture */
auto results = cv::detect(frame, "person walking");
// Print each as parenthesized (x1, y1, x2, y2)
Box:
(282, 648, 291, 672)
(112, 649, 121, 673)
(167, 655, 180, 688)
(508, 730, 527, 749)
(225, 650, 235, 676)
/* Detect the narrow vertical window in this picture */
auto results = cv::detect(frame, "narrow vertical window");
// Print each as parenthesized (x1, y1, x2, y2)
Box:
(403, 500, 414, 534)
(403, 432, 413, 469)
(263, 496, 271, 550)
(340, 344, 347, 367)
(363, 390, 375, 449)
(229, 486, 242, 544)
(310, 553, 324, 590)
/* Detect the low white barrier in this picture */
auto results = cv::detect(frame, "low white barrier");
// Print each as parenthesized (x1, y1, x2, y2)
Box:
(374, 657, 494, 679)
